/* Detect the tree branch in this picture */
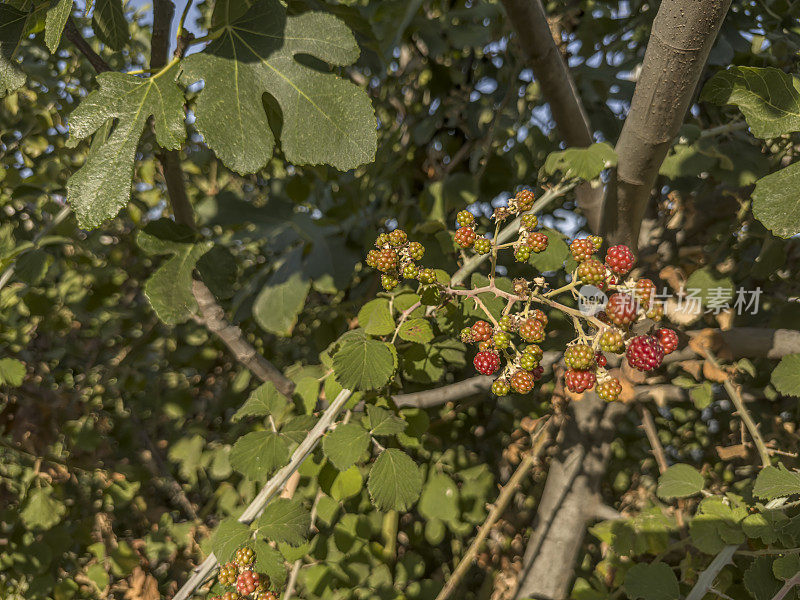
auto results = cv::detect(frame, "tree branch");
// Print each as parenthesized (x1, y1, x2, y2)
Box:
(151, 0, 175, 69)
(64, 18, 110, 73)
(602, 0, 731, 246)
(685, 545, 738, 600)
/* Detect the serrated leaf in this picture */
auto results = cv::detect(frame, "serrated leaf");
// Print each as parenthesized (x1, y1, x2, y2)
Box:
(367, 448, 422, 511)
(137, 219, 212, 324)
(45, 0, 72, 52)
(623, 562, 679, 600)
(230, 431, 290, 481)
(754, 465, 800, 500)
(0, 5, 27, 96)
(91, 0, 129, 50)
(744, 556, 782, 600)
(256, 499, 310, 546)
(211, 519, 252, 563)
(656, 464, 705, 499)
(66, 65, 185, 228)
(773, 554, 800, 580)
(398, 318, 434, 343)
(543, 142, 617, 180)
(182, 0, 377, 175)
(322, 423, 370, 470)
(701, 67, 800, 138)
(752, 162, 800, 239)
(253, 249, 311, 336)
(772, 354, 800, 397)
(357, 299, 394, 336)
(232, 382, 291, 424)
(363, 405, 406, 436)
(418, 473, 459, 523)
(0, 357, 26, 386)
(253, 540, 286, 589)
(20, 487, 66, 531)
(332, 330, 397, 391)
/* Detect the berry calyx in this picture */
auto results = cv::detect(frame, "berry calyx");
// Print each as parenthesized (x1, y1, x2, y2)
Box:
(599, 329, 625, 353)
(474, 351, 501, 375)
(455, 226, 477, 248)
(569, 238, 595, 262)
(606, 293, 638, 327)
(456, 210, 475, 227)
(565, 369, 596, 393)
(474, 237, 492, 255)
(389, 229, 407, 247)
(564, 344, 594, 370)
(605, 244, 635, 275)
(576, 258, 605, 286)
(656, 328, 678, 355)
(526, 232, 548, 253)
(236, 571, 260, 595)
(626, 335, 665, 372)
(597, 378, 622, 402)
(492, 380, 510, 396)
(471, 320, 493, 342)
(510, 370, 534, 394)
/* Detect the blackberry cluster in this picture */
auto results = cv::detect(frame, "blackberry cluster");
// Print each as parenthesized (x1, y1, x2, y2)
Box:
(211, 546, 278, 600)
(366, 229, 427, 291)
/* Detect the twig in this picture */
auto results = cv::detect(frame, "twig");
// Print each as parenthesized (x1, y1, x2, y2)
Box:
(172, 388, 353, 600)
(434, 418, 552, 600)
(64, 18, 111, 73)
(639, 406, 668, 474)
(685, 545, 738, 600)
(283, 489, 324, 600)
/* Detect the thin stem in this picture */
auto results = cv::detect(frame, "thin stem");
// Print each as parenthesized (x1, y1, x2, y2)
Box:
(177, 0, 195, 40)
(64, 18, 111, 73)
(685, 545, 739, 600)
(490, 222, 500, 285)
(391, 301, 422, 344)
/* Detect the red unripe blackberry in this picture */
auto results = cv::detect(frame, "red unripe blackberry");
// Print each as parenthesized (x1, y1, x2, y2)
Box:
(261, 592, 278, 600)
(408, 241, 425, 260)
(531, 365, 544, 380)
(474, 238, 491, 254)
(478, 340, 493, 351)
(526, 232, 548, 253)
(565, 369, 595, 393)
(656, 328, 678, 355)
(564, 344, 594, 370)
(515, 189, 535, 211)
(577, 258, 606, 286)
(626, 335, 665, 371)
(569, 238, 595, 262)
(218, 562, 238, 586)
(595, 352, 607, 367)
(530, 309, 548, 326)
(510, 370, 534, 394)
(236, 571, 260, 595)
(514, 246, 531, 262)
(599, 328, 625, 353)
(456, 210, 475, 227)
(418, 268, 436, 284)
(455, 226, 476, 248)
(606, 293, 638, 327)
(366, 249, 380, 268)
(597, 378, 622, 402)
(381, 274, 399, 291)
(635, 278, 656, 309)
(605, 244, 635, 275)
(471, 320, 493, 342)
(376, 248, 398, 272)
(521, 214, 538, 229)
(518, 318, 545, 342)
(492, 380, 510, 396)
(389, 229, 407, 246)
(235, 547, 254, 567)
(474, 351, 501, 375)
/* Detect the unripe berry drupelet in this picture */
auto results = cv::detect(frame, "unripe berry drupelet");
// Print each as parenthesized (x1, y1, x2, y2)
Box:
(635, 278, 656, 308)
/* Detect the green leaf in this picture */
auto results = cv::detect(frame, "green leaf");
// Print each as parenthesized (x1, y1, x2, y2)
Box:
(363, 405, 406, 436)
(367, 448, 422, 511)
(773, 554, 800, 580)
(229, 431, 290, 481)
(0, 5, 27, 96)
(20, 487, 66, 531)
(528, 227, 569, 273)
(332, 330, 397, 391)
(772, 354, 800, 397)
(0, 357, 26, 386)
(232, 382, 292, 424)
(211, 519, 252, 563)
(701, 67, 800, 138)
(67, 65, 185, 228)
(323, 465, 363, 501)
(752, 162, 800, 239)
(253, 249, 311, 336)
(684, 268, 735, 308)
(322, 423, 370, 470)
(656, 464, 705, 499)
(15, 249, 53, 285)
(253, 540, 286, 589)
(543, 142, 617, 180)
(744, 556, 782, 600)
(753, 465, 800, 500)
(45, 0, 72, 52)
(623, 562, 679, 600)
(182, 0, 377, 175)
(196, 245, 238, 300)
(256, 499, 310, 546)
(418, 473, 460, 523)
(398, 318, 434, 344)
(137, 219, 212, 324)
(357, 299, 395, 336)
(689, 496, 746, 554)
(91, 0, 129, 50)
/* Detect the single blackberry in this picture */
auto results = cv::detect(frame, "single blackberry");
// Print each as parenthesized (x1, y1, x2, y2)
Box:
(471, 320, 493, 342)
(478, 340, 493, 351)
(521, 214, 538, 229)
(389, 229, 407, 247)
(366, 249, 380, 268)
(564, 344, 594, 370)
(514, 246, 531, 262)
(236, 571, 260, 595)
(590, 235, 603, 251)
(526, 232, 548, 253)
(455, 226, 477, 248)
(474, 351, 501, 375)
(498, 315, 516, 332)
(235, 547, 254, 568)
(456, 210, 475, 227)
(605, 244, 635, 275)
(510, 370, 534, 394)
(530, 309, 548, 326)
(523, 344, 543, 361)
(418, 268, 436, 284)
(635, 278, 656, 309)
(518, 318, 545, 342)
(519, 353, 539, 371)
(402, 263, 418, 279)
(656, 328, 678, 354)
(626, 335, 665, 371)
(606, 293, 638, 327)
(376, 248, 398, 272)
(577, 259, 605, 286)
(598, 328, 625, 353)
(646, 302, 664, 321)
(493, 331, 511, 349)
(596, 378, 622, 402)
(473, 237, 492, 255)
(565, 369, 595, 393)
(218, 563, 238, 586)
(492, 379, 510, 396)
(375, 233, 390, 247)
(408, 241, 425, 260)
(569, 238, 595, 262)
(381, 274, 399, 291)
(460, 327, 474, 343)
(515, 189, 535, 211)
(595, 352, 608, 367)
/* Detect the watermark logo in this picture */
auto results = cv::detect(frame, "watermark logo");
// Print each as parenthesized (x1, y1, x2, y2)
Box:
(578, 285, 608, 316)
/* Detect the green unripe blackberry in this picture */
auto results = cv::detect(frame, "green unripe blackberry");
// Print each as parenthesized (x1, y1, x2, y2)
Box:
(493, 331, 510, 349)
(375, 233, 390, 247)
(408, 241, 425, 260)
(498, 315, 515, 332)
(521, 214, 538, 229)
(402, 263, 418, 279)
(590, 235, 603, 251)
(514, 246, 531, 262)
(389, 229, 407, 247)
(519, 353, 539, 370)
(473, 237, 491, 255)
(597, 378, 622, 402)
(460, 327, 474, 343)
(456, 210, 475, 227)
(235, 547, 254, 568)
(492, 380, 509, 396)
(523, 344, 543, 361)
(418, 268, 436, 284)
(218, 562, 238, 586)
(564, 343, 594, 370)
(381, 274, 399, 291)
(598, 328, 625, 353)
(577, 258, 605, 285)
